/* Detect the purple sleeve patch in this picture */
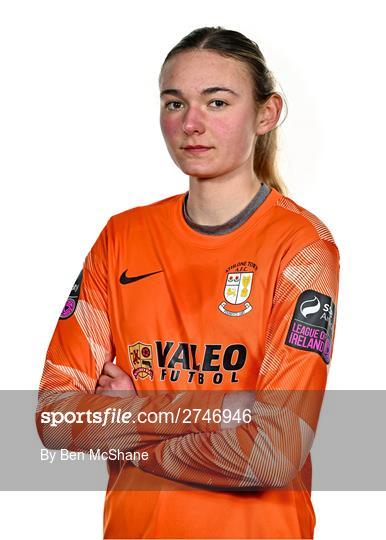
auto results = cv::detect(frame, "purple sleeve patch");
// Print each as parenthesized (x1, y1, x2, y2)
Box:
(285, 290, 336, 364)
(59, 270, 83, 320)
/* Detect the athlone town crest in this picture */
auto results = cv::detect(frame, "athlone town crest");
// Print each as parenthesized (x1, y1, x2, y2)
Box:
(218, 261, 257, 317)
(128, 341, 154, 380)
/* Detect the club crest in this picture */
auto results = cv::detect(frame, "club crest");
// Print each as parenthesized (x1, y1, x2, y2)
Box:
(219, 264, 256, 317)
(128, 341, 154, 380)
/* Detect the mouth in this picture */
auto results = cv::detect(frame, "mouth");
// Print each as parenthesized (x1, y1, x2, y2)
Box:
(182, 145, 213, 153)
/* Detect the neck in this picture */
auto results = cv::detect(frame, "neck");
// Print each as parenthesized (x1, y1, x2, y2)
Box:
(186, 167, 262, 226)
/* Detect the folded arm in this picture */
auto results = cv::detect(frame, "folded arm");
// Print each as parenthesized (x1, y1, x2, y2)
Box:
(36, 222, 225, 452)
(131, 239, 340, 489)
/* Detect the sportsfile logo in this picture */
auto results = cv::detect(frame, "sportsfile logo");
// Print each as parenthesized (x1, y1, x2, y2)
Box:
(285, 290, 336, 364)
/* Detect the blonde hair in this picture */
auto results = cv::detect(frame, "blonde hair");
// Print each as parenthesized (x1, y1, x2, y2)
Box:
(159, 26, 288, 195)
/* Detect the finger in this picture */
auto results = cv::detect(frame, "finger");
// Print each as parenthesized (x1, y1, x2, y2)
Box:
(103, 361, 127, 378)
(98, 374, 114, 387)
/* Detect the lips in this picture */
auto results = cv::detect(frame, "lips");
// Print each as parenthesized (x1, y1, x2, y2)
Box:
(183, 145, 213, 153)
(184, 145, 211, 149)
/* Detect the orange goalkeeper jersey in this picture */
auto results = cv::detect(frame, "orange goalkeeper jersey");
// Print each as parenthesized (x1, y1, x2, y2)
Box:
(36, 184, 340, 539)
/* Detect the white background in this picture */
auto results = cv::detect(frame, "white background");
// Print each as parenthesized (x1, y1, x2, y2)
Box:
(1, 0, 385, 538)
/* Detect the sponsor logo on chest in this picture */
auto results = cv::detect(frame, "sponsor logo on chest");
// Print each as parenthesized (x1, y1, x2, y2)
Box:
(128, 340, 247, 385)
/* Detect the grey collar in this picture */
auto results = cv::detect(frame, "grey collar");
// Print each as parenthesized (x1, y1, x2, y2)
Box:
(182, 182, 271, 236)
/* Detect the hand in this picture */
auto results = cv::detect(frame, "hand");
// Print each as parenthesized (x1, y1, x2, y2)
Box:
(221, 391, 255, 430)
(95, 361, 137, 398)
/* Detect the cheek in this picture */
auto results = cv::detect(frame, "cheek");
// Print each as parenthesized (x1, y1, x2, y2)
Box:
(215, 115, 253, 150)
(160, 116, 179, 141)
(212, 118, 231, 138)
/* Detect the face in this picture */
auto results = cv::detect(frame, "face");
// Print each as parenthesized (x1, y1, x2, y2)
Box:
(159, 50, 262, 180)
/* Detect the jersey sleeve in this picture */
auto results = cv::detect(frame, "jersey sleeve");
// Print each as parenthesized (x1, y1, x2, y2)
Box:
(36, 221, 225, 453)
(132, 238, 340, 489)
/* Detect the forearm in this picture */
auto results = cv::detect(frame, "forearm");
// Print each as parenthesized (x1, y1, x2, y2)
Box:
(132, 397, 312, 490)
(36, 384, 225, 453)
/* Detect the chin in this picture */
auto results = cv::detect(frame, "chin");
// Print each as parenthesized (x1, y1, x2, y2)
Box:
(183, 170, 218, 180)
(178, 163, 221, 179)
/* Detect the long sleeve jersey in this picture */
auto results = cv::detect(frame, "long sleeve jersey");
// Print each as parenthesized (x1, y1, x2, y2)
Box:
(36, 184, 340, 539)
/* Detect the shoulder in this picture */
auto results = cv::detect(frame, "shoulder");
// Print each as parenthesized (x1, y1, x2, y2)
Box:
(104, 192, 184, 235)
(269, 189, 338, 255)
(274, 191, 336, 245)
(268, 191, 340, 308)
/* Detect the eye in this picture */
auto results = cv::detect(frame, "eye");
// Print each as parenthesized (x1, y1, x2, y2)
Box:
(164, 101, 183, 111)
(164, 99, 228, 111)
(209, 99, 227, 108)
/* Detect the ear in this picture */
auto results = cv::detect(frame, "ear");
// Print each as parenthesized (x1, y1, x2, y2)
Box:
(255, 93, 283, 135)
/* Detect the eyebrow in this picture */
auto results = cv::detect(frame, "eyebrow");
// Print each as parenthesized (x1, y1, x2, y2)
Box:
(160, 86, 240, 98)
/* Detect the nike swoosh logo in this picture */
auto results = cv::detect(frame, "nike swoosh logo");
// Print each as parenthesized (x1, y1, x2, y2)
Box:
(120, 269, 163, 285)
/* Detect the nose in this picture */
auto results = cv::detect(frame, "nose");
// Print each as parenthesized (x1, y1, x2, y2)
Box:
(182, 106, 205, 136)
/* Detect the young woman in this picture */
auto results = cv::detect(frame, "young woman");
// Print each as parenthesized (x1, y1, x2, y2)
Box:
(36, 26, 340, 539)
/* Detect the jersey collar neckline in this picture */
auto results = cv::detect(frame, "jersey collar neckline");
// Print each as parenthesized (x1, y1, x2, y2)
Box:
(171, 184, 282, 248)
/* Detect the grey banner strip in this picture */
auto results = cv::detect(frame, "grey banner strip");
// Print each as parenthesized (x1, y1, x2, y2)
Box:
(1, 390, 385, 491)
